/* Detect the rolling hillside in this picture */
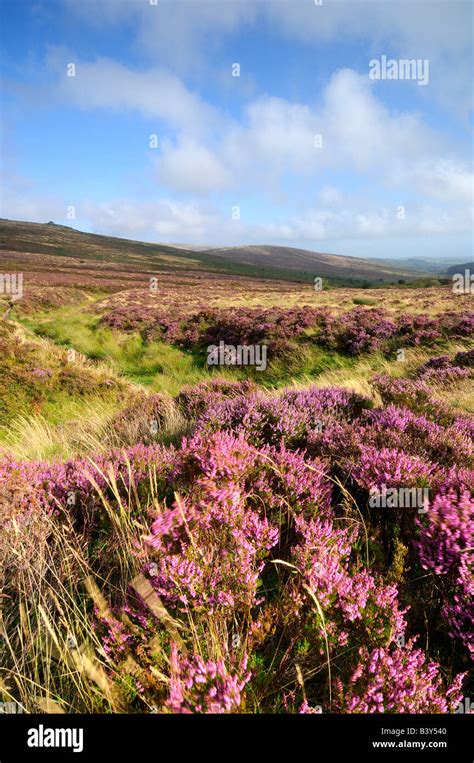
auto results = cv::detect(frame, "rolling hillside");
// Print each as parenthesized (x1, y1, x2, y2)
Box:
(199, 243, 429, 281)
(0, 219, 431, 286)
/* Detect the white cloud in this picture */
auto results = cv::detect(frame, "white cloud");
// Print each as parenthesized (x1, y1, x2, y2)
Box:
(52, 54, 222, 136)
(77, 194, 473, 245)
(155, 69, 466, 203)
(317, 186, 344, 207)
(266, 0, 473, 115)
(61, 0, 257, 72)
(1, 172, 471, 252)
(60, 0, 473, 114)
(79, 198, 217, 240)
(50, 57, 472, 209)
(255, 202, 473, 243)
(6, 2, 472, 256)
(399, 159, 474, 204)
(320, 69, 437, 172)
(154, 138, 232, 193)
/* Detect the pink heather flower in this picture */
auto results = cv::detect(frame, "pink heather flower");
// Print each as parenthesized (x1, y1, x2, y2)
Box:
(146, 434, 280, 612)
(287, 513, 407, 649)
(166, 643, 251, 714)
(335, 640, 465, 714)
(416, 490, 474, 655)
(351, 446, 435, 489)
(2, 368, 472, 715)
(417, 490, 473, 575)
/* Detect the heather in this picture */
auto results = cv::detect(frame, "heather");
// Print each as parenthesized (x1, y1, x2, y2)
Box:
(1, 279, 472, 714)
(99, 302, 474, 362)
(1, 374, 471, 714)
(17, 284, 474, 407)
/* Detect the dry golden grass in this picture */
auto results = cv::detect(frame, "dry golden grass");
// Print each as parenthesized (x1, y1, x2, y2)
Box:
(0, 405, 114, 460)
(0, 463, 251, 714)
(213, 285, 472, 315)
(0, 459, 169, 713)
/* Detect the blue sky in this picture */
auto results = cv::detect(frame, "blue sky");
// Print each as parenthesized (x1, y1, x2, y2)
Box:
(0, 0, 472, 259)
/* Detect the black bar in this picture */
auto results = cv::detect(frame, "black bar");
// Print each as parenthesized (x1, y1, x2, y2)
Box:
(0, 713, 472, 761)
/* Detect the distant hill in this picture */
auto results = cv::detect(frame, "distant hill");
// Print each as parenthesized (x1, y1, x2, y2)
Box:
(0, 218, 431, 286)
(198, 244, 429, 282)
(369, 256, 472, 275)
(446, 262, 474, 276)
(367, 257, 447, 274)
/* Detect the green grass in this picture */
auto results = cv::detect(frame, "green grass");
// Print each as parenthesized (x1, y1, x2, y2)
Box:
(17, 302, 473, 398)
(17, 304, 376, 394)
(0, 394, 122, 459)
(19, 307, 222, 394)
(6, 304, 473, 460)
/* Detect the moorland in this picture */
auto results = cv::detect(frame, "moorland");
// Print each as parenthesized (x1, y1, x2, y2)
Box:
(0, 218, 471, 714)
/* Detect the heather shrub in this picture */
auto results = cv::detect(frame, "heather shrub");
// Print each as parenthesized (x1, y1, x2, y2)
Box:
(0, 444, 175, 549)
(417, 355, 452, 372)
(317, 308, 397, 354)
(454, 349, 474, 368)
(176, 378, 258, 420)
(372, 374, 454, 424)
(166, 644, 251, 713)
(143, 433, 334, 617)
(334, 641, 464, 713)
(286, 514, 407, 647)
(350, 446, 436, 490)
(417, 490, 474, 656)
(100, 301, 473, 362)
(145, 479, 279, 613)
(358, 406, 473, 469)
(0, 475, 51, 592)
(1, 370, 471, 714)
(194, 386, 372, 448)
(426, 366, 470, 383)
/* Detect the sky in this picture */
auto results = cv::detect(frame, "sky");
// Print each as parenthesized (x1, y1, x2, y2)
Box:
(0, 0, 473, 259)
